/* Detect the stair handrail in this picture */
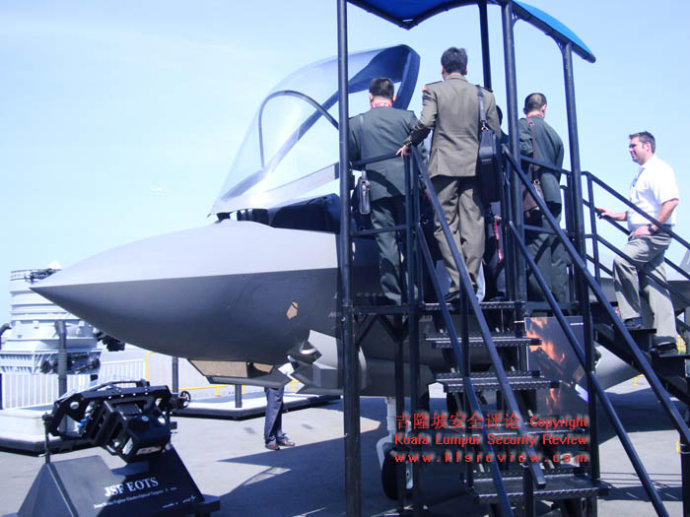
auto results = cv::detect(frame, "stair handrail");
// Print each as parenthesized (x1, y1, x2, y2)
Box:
(583, 167, 690, 364)
(505, 149, 690, 516)
(584, 197, 690, 280)
(591, 232, 690, 309)
(506, 218, 671, 516)
(350, 148, 518, 513)
(584, 170, 690, 249)
(522, 157, 690, 290)
(503, 149, 690, 448)
(409, 146, 548, 496)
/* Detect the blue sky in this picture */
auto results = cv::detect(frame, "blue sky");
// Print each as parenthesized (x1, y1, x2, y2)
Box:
(1, 0, 689, 316)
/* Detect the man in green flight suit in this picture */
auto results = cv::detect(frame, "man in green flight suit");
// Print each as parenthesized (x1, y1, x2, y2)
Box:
(349, 77, 426, 304)
(519, 92, 567, 303)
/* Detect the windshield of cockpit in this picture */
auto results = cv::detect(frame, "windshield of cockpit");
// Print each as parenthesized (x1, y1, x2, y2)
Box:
(210, 46, 417, 215)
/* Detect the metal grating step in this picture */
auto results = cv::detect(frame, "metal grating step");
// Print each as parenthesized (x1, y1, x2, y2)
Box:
(353, 304, 410, 315)
(425, 332, 540, 349)
(423, 300, 520, 312)
(470, 471, 607, 504)
(436, 371, 559, 393)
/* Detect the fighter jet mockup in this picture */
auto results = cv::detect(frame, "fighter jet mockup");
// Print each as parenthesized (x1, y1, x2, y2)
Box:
(32, 45, 437, 394)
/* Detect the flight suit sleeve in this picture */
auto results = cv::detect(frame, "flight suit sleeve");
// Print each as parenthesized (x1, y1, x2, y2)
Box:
(348, 117, 361, 168)
(403, 86, 436, 147)
(555, 138, 565, 170)
(518, 118, 532, 158)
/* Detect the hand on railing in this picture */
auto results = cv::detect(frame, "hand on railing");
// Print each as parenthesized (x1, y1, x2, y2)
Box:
(595, 207, 626, 222)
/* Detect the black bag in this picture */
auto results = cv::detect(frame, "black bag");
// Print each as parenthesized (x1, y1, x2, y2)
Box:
(522, 178, 544, 225)
(521, 118, 544, 225)
(356, 170, 371, 215)
(356, 114, 371, 215)
(476, 85, 502, 204)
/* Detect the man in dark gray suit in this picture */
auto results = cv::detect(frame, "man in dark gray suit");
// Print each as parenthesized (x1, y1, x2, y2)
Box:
(518, 93, 566, 303)
(349, 77, 425, 304)
(399, 47, 500, 300)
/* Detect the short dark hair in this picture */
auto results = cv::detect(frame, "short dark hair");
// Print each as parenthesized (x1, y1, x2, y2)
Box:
(629, 131, 656, 153)
(523, 93, 547, 114)
(369, 77, 394, 100)
(441, 47, 468, 75)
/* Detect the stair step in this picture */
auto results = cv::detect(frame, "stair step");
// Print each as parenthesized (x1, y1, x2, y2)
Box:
(650, 342, 684, 357)
(471, 471, 607, 504)
(596, 323, 689, 382)
(353, 304, 410, 315)
(594, 322, 655, 351)
(426, 332, 540, 349)
(423, 300, 520, 312)
(436, 371, 558, 393)
(654, 351, 690, 360)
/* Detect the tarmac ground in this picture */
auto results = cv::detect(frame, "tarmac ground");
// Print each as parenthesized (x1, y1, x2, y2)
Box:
(0, 377, 686, 516)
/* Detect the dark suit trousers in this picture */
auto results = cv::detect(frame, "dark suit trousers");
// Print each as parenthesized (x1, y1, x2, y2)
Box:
(371, 196, 406, 304)
(264, 386, 287, 445)
(526, 202, 568, 304)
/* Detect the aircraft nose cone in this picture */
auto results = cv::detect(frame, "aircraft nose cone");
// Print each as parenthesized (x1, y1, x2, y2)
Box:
(32, 221, 338, 363)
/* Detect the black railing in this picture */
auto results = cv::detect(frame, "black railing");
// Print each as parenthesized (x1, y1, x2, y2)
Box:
(504, 145, 690, 517)
(350, 148, 547, 515)
(348, 136, 690, 515)
(408, 146, 547, 514)
(583, 170, 690, 314)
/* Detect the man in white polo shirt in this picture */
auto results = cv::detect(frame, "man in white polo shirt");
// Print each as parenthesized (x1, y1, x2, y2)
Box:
(598, 131, 679, 347)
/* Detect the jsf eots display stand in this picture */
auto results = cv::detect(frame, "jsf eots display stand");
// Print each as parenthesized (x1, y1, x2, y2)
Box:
(18, 380, 219, 516)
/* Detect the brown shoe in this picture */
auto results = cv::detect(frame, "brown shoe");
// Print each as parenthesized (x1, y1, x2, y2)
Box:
(278, 439, 295, 447)
(265, 443, 280, 451)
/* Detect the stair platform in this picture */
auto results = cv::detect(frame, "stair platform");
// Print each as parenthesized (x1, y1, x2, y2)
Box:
(426, 332, 540, 349)
(436, 370, 559, 393)
(423, 300, 520, 312)
(471, 470, 608, 504)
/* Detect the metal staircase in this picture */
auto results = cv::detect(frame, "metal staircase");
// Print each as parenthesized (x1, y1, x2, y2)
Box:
(428, 303, 606, 515)
(348, 139, 690, 515)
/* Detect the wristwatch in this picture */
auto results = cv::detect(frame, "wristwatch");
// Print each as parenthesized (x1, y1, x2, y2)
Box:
(647, 224, 656, 234)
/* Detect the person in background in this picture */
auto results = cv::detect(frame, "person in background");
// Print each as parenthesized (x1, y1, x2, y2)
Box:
(598, 131, 679, 349)
(518, 92, 567, 303)
(264, 385, 295, 450)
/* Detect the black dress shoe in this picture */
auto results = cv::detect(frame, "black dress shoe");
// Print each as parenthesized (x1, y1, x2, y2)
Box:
(265, 443, 280, 451)
(652, 341, 677, 354)
(278, 439, 295, 447)
(444, 292, 460, 304)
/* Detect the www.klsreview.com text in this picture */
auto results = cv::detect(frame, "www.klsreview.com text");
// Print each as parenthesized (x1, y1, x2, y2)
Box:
(391, 449, 589, 465)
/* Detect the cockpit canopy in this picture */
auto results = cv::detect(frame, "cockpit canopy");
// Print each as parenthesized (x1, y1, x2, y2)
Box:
(211, 45, 419, 215)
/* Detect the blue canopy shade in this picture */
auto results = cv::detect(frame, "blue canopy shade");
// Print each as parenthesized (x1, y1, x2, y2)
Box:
(347, 0, 595, 63)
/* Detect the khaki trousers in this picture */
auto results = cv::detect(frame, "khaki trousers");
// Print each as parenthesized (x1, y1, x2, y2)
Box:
(613, 232, 676, 343)
(431, 175, 484, 293)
